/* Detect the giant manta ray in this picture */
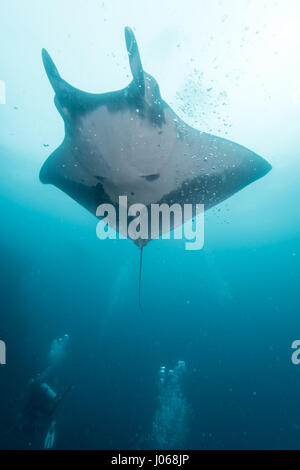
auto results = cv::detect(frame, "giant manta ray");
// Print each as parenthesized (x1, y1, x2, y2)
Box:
(40, 27, 271, 305)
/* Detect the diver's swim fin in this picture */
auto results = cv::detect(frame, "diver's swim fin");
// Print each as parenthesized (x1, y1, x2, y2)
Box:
(44, 420, 56, 450)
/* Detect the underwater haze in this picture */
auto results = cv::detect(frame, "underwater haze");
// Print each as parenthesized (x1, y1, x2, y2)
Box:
(0, 0, 300, 450)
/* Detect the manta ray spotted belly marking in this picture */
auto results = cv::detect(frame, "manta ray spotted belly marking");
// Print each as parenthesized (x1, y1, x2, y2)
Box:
(40, 27, 271, 308)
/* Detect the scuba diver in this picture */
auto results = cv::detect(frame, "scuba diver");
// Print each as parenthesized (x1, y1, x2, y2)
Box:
(17, 334, 72, 449)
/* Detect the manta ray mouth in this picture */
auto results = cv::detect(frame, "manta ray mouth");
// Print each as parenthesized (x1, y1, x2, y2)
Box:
(140, 174, 160, 182)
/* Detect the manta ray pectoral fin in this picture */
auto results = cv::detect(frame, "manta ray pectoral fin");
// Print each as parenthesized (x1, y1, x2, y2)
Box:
(125, 26, 145, 95)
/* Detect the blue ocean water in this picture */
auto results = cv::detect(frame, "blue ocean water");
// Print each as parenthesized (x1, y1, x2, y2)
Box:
(0, 0, 300, 450)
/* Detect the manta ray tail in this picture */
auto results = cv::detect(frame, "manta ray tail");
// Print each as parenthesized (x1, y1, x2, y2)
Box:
(139, 247, 144, 313)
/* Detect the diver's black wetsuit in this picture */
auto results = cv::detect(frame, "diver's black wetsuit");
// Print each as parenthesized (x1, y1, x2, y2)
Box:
(19, 379, 65, 439)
